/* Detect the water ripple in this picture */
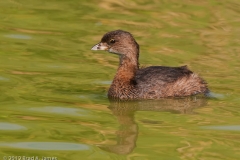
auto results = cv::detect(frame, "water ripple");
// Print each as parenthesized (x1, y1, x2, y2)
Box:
(0, 76, 9, 81)
(200, 125, 240, 131)
(4, 34, 32, 40)
(0, 122, 26, 131)
(0, 142, 90, 151)
(30, 106, 88, 116)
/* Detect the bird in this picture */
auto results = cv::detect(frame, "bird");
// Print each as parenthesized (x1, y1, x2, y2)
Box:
(91, 30, 209, 100)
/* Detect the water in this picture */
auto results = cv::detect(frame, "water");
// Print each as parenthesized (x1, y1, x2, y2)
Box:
(0, 0, 240, 159)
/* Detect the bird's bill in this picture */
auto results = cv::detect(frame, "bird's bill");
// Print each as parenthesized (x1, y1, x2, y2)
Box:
(91, 42, 109, 51)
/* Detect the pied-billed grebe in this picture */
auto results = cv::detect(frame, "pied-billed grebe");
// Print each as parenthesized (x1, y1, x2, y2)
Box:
(91, 30, 209, 100)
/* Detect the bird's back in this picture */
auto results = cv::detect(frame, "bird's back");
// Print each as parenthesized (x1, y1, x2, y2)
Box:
(135, 66, 208, 99)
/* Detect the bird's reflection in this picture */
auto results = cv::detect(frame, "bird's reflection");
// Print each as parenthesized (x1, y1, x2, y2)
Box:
(99, 96, 208, 155)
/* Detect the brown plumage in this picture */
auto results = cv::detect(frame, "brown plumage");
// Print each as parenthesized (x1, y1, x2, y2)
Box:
(91, 30, 209, 100)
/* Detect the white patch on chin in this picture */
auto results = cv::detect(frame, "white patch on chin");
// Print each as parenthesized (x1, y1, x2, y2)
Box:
(109, 48, 122, 55)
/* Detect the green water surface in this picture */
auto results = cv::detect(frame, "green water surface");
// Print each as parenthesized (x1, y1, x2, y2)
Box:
(0, 0, 240, 159)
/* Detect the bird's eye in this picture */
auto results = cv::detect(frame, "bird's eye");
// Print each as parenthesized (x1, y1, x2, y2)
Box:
(109, 39, 115, 44)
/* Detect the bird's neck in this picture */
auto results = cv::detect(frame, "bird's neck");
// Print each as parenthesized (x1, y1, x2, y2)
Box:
(116, 51, 139, 81)
(108, 51, 139, 99)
